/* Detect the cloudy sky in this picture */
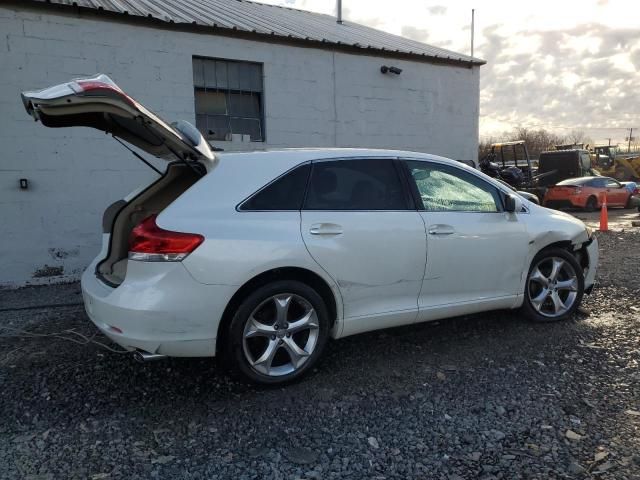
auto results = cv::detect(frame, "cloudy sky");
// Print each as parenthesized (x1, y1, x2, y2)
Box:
(260, 0, 640, 145)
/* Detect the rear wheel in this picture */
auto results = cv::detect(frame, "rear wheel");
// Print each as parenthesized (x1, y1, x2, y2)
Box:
(584, 196, 598, 212)
(226, 280, 330, 385)
(521, 248, 584, 322)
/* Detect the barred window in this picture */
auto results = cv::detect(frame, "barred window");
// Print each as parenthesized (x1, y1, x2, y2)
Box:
(192, 57, 264, 142)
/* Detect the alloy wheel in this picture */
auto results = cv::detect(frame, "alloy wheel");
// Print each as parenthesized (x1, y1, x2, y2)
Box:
(527, 257, 579, 318)
(242, 293, 320, 377)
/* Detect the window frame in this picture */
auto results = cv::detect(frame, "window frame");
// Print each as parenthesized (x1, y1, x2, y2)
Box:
(302, 157, 415, 212)
(603, 177, 621, 188)
(399, 158, 506, 213)
(193, 56, 266, 143)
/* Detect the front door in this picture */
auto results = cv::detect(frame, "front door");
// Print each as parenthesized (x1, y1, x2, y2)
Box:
(605, 178, 628, 206)
(402, 160, 530, 321)
(300, 158, 427, 337)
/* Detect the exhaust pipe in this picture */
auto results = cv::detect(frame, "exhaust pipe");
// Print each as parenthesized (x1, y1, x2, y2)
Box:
(133, 350, 167, 363)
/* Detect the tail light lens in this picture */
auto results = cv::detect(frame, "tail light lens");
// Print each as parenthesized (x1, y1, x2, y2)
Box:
(128, 215, 203, 262)
(70, 77, 136, 107)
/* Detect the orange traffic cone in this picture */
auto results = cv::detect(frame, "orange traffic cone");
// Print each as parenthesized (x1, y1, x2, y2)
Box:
(599, 192, 609, 232)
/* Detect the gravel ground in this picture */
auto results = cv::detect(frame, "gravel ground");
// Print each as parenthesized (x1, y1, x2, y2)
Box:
(1, 210, 639, 480)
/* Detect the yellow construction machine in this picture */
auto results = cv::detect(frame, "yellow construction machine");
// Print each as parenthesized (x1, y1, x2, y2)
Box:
(591, 145, 640, 181)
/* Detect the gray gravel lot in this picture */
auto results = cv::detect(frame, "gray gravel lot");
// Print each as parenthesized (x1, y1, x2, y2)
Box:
(1, 210, 639, 480)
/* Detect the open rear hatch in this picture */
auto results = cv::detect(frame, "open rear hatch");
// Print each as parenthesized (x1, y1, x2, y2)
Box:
(22, 74, 216, 166)
(22, 74, 218, 286)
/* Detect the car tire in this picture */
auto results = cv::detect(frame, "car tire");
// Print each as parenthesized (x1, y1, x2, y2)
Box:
(225, 280, 330, 385)
(625, 195, 633, 209)
(521, 248, 584, 323)
(584, 196, 598, 212)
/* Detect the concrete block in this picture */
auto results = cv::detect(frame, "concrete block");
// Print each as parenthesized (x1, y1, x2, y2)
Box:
(0, 5, 479, 285)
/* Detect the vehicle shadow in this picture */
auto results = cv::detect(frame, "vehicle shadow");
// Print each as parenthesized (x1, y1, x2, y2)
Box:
(0, 304, 598, 431)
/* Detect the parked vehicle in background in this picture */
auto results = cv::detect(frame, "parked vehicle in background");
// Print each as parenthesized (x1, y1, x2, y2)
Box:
(591, 145, 640, 181)
(621, 181, 640, 211)
(479, 141, 551, 202)
(21, 75, 599, 385)
(479, 141, 534, 188)
(537, 149, 596, 188)
(544, 176, 634, 211)
(495, 178, 540, 205)
(621, 181, 638, 195)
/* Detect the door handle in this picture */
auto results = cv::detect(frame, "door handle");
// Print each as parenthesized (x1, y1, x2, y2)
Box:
(428, 224, 455, 236)
(310, 223, 343, 235)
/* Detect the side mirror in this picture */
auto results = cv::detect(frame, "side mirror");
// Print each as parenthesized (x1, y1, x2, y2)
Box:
(504, 193, 523, 213)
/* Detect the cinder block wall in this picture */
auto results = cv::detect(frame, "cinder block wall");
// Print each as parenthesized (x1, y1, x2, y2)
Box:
(0, 5, 480, 286)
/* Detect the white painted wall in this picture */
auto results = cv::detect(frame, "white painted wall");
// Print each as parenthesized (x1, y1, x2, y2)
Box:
(0, 5, 480, 286)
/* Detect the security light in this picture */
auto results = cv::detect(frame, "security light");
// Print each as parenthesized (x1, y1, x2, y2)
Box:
(380, 65, 402, 75)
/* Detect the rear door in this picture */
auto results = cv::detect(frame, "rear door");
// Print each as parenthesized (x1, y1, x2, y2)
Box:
(300, 158, 426, 337)
(21, 74, 215, 166)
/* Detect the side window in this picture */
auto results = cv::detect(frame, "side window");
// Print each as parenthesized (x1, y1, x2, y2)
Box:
(591, 178, 606, 188)
(406, 160, 501, 212)
(580, 153, 591, 170)
(606, 178, 621, 188)
(304, 159, 408, 211)
(240, 163, 310, 211)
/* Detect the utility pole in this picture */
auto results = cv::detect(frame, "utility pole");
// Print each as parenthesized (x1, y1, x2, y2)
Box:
(471, 9, 475, 57)
(607, 138, 611, 146)
(629, 128, 633, 153)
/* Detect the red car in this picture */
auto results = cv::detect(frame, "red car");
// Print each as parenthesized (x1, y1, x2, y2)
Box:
(543, 176, 634, 211)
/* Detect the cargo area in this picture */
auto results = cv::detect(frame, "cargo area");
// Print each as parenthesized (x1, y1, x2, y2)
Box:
(96, 163, 203, 286)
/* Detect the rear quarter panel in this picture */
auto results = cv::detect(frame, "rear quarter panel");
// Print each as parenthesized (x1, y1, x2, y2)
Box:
(155, 153, 344, 329)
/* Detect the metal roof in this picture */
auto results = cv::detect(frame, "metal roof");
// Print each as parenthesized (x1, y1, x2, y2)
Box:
(23, 0, 485, 66)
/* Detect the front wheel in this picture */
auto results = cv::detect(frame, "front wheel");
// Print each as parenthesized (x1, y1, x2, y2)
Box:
(521, 248, 584, 322)
(625, 195, 634, 209)
(226, 280, 330, 385)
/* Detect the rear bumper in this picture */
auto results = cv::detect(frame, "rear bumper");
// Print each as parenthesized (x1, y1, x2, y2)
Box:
(81, 260, 236, 357)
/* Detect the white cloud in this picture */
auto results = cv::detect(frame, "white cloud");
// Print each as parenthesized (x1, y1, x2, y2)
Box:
(259, 0, 640, 144)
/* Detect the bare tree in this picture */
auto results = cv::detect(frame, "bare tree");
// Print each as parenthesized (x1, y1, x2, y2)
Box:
(565, 130, 594, 149)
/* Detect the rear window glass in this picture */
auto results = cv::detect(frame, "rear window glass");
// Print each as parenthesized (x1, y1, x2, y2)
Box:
(240, 163, 310, 211)
(304, 159, 408, 211)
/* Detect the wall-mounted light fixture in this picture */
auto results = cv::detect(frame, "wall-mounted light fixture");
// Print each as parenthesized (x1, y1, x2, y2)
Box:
(19, 178, 29, 190)
(381, 66, 402, 75)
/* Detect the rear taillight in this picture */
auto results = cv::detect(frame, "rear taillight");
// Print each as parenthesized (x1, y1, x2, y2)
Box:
(70, 79, 136, 107)
(128, 215, 203, 262)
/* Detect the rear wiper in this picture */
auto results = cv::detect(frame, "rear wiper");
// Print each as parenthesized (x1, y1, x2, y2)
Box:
(113, 136, 162, 175)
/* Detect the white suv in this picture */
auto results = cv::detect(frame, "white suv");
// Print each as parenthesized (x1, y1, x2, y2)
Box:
(22, 76, 598, 385)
